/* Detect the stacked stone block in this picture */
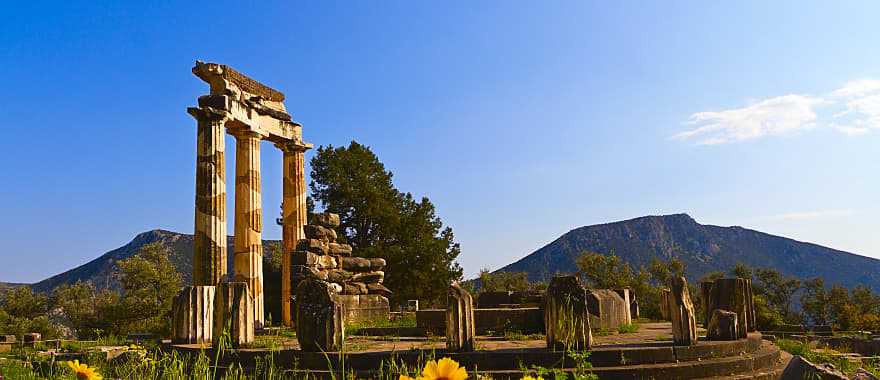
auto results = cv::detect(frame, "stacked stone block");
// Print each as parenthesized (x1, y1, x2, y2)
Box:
(291, 212, 392, 321)
(446, 283, 475, 352)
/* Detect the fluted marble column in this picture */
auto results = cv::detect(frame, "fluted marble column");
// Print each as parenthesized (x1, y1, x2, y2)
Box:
(233, 131, 264, 329)
(190, 108, 227, 286)
(278, 142, 309, 326)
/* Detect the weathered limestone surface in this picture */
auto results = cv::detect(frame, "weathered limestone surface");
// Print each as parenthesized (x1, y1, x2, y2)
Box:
(668, 277, 698, 346)
(744, 278, 757, 332)
(213, 282, 254, 348)
(446, 283, 475, 352)
(171, 286, 215, 344)
(279, 143, 309, 326)
(544, 276, 592, 351)
(702, 278, 751, 339)
(630, 300, 640, 319)
(23, 333, 40, 345)
(336, 294, 390, 322)
(707, 309, 738, 341)
(233, 131, 264, 329)
(586, 289, 630, 330)
(189, 108, 227, 286)
(295, 279, 344, 352)
(312, 212, 341, 228)
(0, 335, 15, 343)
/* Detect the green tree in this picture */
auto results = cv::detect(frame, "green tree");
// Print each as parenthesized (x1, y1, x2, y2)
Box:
(115, 242, 182, 335)
(53, 281, 120, 339)
(755, 268, 801, 322)
(576, 252, 636, 289)
(800, 277, 830, 326)
(310, 141, 463, 305)
(478, 269, 532, 292)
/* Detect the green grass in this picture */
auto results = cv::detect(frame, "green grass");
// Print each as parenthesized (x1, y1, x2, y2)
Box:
(617, 322, 639, 334)
(345, 314, 416, 335)
(776, 338, 880, 377)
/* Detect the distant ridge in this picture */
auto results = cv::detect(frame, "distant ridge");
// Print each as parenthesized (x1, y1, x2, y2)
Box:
(498, 213, 880, 290)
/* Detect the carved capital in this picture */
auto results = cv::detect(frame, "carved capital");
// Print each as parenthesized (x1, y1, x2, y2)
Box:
(276, 140, 313, 153)
(187, 106, 228, 123)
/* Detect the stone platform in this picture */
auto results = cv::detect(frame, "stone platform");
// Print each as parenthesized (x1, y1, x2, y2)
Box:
(168, 322, 790, 379)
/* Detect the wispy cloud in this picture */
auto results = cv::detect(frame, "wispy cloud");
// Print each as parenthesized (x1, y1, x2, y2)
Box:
(767, 209, 857, 221)
(675, 79, 880, 145)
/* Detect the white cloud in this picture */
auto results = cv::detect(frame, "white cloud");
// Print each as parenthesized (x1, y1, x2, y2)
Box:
(768, 209, 856, 221)
(673, 95, 826, 145)
(676, 78, 880, 145)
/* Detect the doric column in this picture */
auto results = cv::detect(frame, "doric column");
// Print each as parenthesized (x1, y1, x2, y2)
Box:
(278, 141, 310, 326)
(233, 131, 264, 329)
(189, 107, 228, 286)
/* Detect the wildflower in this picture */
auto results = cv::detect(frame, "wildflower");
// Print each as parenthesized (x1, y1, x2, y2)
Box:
(521, 376, 544, 380)
(66, 360, 103, 380)
(420, 358, 468, 380)
(399, 376, 416, 380)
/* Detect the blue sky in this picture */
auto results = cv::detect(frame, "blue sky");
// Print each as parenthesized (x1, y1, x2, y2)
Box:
(1, 1, 878, 283)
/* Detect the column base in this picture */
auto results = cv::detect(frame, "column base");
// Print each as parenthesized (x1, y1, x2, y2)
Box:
(171, 286, 215, 344)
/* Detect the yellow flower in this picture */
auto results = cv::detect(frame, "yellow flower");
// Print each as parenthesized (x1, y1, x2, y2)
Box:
(399, 376, 416, 380)
(66, 360, 103, 380)
(521, 376, 544, 380)
(420, 357, 468, 380)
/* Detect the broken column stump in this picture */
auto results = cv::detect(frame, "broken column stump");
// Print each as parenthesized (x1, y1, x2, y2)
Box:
(707, 309, 739, 341)
(668, 276, 698, 346)
(213, 282, 255, 348)
(295, 278, 345, 352)
(171, 285, 215, 344)
(702, 278, 751, 339)
(544, 276, 592, 351)
(446, 282, 475, 352)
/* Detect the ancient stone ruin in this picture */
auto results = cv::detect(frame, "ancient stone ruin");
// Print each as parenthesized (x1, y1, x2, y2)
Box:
(701, 277, 757, 340)
(171, 285, 214, 344)
(544, 276, 592, 351)
(172, 61, 312, 344)
(668, 276, 698, 346)
(707, 309, 738, 341)
(213, 282, 255, 348)
(291, 212, 391, 322)
(446, 282, 475, 352)
(294, 278, 345, 352)
(587, 289, 630, 330)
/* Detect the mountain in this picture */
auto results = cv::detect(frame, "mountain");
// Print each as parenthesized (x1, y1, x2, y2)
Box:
(30, 230, 281, 293)
(498, 214, 880, 291)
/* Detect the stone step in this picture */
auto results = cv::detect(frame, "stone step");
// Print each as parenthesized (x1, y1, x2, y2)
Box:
(695, 350, 792, 380)
(276, 341, 783, 379)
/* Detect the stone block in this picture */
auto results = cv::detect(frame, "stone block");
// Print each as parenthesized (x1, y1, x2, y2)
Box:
(369, 258, 386, 271)
(0, 335, 15, 343)
(291, 264, 328, 282)
(23, 333, 40, 347)
(544, 276, 592, 351)
(312, 212, 341, 228)
(335, 294, 390, 323)
(292, 250, 319, 266)
(316, 255, 337, 270)
(340, 257, 372, 272)
(613, 288, 633, 325)
(668, 277, 698, 346)
(213, 282, 255, 348)
(328, 243, 353, 256)
(329, 282, 343, 293)
(327, 269, 352, 283)
(781, 356, 847, 380)
(367, 283, 392, 297)
(295, 279, 344, 351)
(342, 282, 368, 295)
(171, 285, 215, 344)
(446, 283, 475, 352)
(744, 278, 757, 332)
(351, 271, 384, 284)
(707, 309, 738, 341)
(510, 290, 544, 306)
(304, 225, 336, 242)
(586, 289, 629, 331)
(630, 300, 640, 319)
(477, 291, 513, 308)
(297, 240, 329, 255)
